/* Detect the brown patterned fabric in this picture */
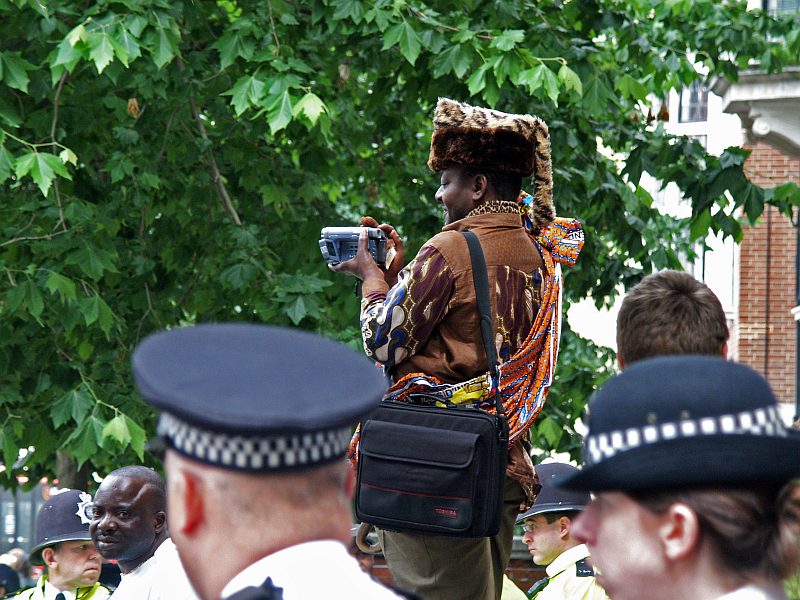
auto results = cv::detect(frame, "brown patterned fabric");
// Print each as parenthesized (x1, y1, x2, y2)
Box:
(359, 208, 544, 384)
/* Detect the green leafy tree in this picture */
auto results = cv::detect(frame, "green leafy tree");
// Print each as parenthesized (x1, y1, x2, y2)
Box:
(1, 0, 799, 488)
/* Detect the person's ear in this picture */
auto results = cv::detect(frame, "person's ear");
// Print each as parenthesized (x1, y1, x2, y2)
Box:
(154, 509, 167, 535)
(42, 546, 58, 569)
(176, 470, 204, 535)
(659, 503, 700, 561)
(559, 516, 572, 540)
(473, 174, 489, 201)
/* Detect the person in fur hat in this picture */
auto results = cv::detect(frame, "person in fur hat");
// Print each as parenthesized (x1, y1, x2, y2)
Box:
(333, 98, 583, 600)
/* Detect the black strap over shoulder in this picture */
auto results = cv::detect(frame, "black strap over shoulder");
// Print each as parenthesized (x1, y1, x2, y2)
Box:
(461, 230, 504, 416)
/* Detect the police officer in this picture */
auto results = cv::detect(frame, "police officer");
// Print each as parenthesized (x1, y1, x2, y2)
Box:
(12, 489, 110, 600)
(130, 323, 410, 600)
(517, 463, 608, 600)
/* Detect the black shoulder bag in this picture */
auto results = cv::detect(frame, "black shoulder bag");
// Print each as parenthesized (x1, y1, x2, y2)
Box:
(354, 230, 509, 537)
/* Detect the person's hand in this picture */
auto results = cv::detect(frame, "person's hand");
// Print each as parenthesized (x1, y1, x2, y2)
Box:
(361, 216, 405, 287)
(330, 227, 385, 283)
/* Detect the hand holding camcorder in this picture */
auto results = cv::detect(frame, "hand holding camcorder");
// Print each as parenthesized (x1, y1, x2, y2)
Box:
(319, 227, 388, 268)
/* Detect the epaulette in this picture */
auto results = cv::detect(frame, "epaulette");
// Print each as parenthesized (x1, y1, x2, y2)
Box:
(575, 557, 594, 578)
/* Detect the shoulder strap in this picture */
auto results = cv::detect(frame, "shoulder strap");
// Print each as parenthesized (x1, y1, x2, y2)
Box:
(461, 230, 504, 416)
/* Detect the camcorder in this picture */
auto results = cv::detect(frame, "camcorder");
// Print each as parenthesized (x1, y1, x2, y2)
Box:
(319, 227, 388, 268)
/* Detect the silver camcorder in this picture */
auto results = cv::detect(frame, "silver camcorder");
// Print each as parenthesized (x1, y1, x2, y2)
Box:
(319, 227, 388, 268)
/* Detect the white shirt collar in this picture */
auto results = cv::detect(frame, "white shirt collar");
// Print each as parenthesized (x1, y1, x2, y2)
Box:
(43, 579, 76, 600)
(545, 543, 591, 578)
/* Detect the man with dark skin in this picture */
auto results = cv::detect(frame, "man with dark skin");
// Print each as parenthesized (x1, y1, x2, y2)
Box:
(89, 465, 198, 599)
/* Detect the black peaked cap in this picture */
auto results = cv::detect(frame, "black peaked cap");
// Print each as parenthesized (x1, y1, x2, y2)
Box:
(133, 323, 388, 472)
(559, 355, 800, 492)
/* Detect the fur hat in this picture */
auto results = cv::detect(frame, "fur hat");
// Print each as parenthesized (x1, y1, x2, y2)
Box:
(427, 97, 554, 230)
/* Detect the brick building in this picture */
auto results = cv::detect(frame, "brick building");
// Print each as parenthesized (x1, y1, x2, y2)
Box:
(737, 145, 800, 408)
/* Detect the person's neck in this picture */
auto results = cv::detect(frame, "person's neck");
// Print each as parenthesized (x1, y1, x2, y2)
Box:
(660, 552, 743, 600)
(118, 530, 168, 574)
(204, 513, 351, 600)
(44, 572, 73, 592)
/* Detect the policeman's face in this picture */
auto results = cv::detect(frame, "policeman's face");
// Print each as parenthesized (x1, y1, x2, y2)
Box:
(521, 515, 568, 566)
(572, 492, 667, 600)
(435, 168, 476, 225)
(43, 540, 102, 589)
(89, 476, 164, 565)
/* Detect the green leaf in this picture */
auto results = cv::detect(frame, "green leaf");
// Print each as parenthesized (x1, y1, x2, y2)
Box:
(292, 92, 326, 125)
(152, 28, 177, 69)
(382, 22, 422, 65)
(466, 62, 491, 95)
(52, 37, 83, 69)
(14, 152, 71, 197)
(78, 340, 94, 360)
(52, 388, 93, 428)
(582, 76, 612, 115)
(79, 294, 114, 332)
(490, 29, 524, 51)
(431, 45, 472, 79)
(558, 64, 583, 95)
(1, 429, 18, 470)
(332, 0, 365, 23)
(224, 76, 265, 116)
(89, 33, 114, 73)
(65, 242, 118, 280)
(616, 74, 648, 100)
(0, 146, 13, 183)
(537, 416, 563, 447)
(523, 64, 560, 104)
(46, 271, 77, 300)
(267, 91, 294, 134)
(124, 415, 147, 459)
(286, 296, 307, 324)
(59, 148, 78, 167)
(102, 415, 131, 445)
(113, 25, 142, 65)
(66, 24, 88, 46)
(213, 30, 254, 69)
(70, 416, 105, 468)
(2, 53, 35, 92)
(690, 208, 712, 241)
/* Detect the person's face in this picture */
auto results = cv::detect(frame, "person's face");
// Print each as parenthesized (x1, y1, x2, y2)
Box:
(44, 540, 102, 590)
(521, 514, 569, 566)
(435, 168, 476, 225)
(572, 492, 667, 600)
(89, 476, 163, 564)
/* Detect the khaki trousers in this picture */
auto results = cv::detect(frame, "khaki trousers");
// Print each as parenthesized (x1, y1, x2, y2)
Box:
(378, 476, 525, 600)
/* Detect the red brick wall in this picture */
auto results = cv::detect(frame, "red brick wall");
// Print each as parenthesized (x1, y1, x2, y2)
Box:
(739, 144, 799, 408)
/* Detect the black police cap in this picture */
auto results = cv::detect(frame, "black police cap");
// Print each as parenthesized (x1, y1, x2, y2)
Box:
(516, 463, 588, 523)
(132, 323, 388, 473)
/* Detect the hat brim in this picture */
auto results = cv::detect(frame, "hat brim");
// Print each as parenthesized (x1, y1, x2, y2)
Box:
(516, 502, 585, 523)
(558, 433, 800, 492)
(29, 530, 93, 566)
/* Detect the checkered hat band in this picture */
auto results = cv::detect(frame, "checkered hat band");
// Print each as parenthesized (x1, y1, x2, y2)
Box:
(585, 405, 787, 466)
(157, 413, 353, 471)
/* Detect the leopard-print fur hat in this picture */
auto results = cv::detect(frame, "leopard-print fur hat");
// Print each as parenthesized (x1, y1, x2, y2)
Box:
(427, 97, 554, 231)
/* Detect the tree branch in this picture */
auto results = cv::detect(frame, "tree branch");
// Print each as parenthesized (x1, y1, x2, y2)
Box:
(177, 60, 242, 225)
(50, 71, 68, 232)
(1, 229, 69, 248)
